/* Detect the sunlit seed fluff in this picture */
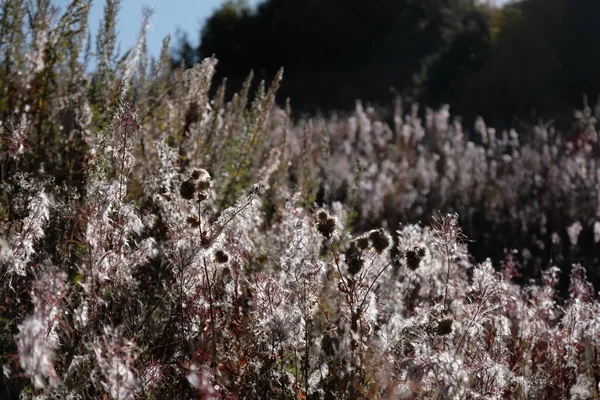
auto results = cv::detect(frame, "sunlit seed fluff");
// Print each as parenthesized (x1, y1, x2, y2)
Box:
(0, 237, 8, 259)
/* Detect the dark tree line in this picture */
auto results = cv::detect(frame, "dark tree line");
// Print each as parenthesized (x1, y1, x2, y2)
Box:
(174, 0, 600, 125)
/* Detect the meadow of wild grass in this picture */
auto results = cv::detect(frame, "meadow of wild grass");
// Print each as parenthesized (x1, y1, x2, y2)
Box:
(1, 1, 600, 399)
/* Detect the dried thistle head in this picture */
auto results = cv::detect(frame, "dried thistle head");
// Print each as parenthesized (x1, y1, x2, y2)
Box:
(180, 178, 196, 200)
(436, 311, 454, 336)
(181, 169, 212, 202)
(316, 210, 337, 239)
(186, 215, 201, 228)
(191, 168, 210, 182)
(355, 235, 370, 251)
(405, 246, 426, 271)
(197, 191, 208, 202)
(317, 209, 330, 223)
(193, 168, 212, 191)
(368, 228, 391, 254)
(214, 249, 229, 264)
(345, 241, 364, 275)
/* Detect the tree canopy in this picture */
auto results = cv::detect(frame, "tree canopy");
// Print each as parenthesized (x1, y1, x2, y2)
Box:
(174, 0, 600, 124)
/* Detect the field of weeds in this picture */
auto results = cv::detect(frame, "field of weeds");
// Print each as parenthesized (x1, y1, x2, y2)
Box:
(1, 1, 599, 399)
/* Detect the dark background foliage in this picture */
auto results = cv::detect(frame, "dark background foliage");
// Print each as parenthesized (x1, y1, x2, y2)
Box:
(174, 0, 600, 128)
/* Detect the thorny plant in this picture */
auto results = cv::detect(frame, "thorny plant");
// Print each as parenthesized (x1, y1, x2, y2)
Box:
(0, 1, 599, 399)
